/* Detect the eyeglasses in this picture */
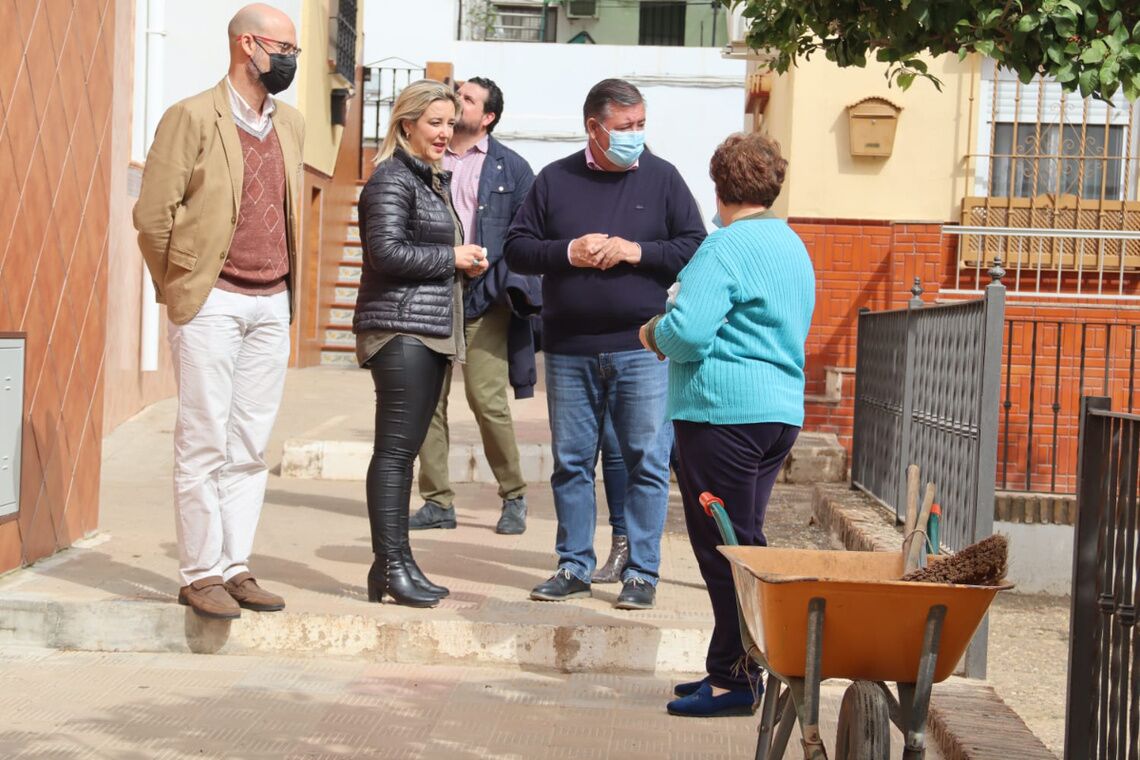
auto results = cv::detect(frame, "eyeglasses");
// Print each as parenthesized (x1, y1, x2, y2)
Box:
(249, 34, 301, 58)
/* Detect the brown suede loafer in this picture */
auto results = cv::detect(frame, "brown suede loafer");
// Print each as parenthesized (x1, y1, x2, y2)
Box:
(178, 576, 241, 619)
(224, 572, 285, 612)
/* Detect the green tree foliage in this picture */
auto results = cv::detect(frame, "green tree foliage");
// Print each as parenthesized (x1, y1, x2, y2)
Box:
(724, 0, 1140, 101)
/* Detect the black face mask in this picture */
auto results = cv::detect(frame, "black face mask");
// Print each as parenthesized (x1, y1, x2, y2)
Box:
(252, 41, 297, 94)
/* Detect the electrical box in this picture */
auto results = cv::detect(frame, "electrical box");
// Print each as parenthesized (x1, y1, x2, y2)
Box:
(0, 336, 24, 521)
(847, 97, 902, 158)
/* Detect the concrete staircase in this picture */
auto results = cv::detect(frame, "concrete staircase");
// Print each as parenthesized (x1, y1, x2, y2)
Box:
(320, 181, 365, 366)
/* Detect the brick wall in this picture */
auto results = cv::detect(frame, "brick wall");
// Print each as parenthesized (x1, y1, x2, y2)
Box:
(794, 216, 1140, 496)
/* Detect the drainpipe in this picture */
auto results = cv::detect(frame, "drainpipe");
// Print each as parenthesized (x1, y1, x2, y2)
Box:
(140, 0, 165, 373)
(710, 1, 718, 47)
(539, 0, 551, 42)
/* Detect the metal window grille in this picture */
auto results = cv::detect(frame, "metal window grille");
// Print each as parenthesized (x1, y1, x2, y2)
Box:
(489, 5, 550, 42)
(639, 1, 686, 46)
(328, 0, 357, 84)
(961, 60, 1140, 277)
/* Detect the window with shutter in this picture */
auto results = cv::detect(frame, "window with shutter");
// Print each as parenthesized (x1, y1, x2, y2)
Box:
(960, 60, 1140, 276)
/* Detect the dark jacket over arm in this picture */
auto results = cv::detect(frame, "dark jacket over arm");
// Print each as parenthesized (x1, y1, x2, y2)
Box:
(465, 136, 537, 319)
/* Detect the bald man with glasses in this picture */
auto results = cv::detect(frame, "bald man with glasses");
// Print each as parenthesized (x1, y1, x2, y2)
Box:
(133, 3, 305, 620)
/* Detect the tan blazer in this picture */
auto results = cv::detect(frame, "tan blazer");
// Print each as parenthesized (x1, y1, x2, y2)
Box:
(133, 79, 305, 325)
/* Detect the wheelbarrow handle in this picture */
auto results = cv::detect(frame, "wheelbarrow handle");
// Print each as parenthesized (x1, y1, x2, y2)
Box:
(699, 492, 740, 546)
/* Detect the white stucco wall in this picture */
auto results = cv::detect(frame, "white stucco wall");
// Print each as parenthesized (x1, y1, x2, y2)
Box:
(363, 2, 746, 224)
(999, 521, 1074, 596)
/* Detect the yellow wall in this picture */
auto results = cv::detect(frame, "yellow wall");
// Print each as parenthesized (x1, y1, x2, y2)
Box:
(298, 0, 363, 176)
(760, 54, 978, 222)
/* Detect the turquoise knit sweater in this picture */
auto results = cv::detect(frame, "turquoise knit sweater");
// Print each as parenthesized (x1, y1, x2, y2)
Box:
(652, 217, 815, 426)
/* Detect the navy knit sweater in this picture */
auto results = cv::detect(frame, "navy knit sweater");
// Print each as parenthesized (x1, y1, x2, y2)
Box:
(504, 149, 706, 354)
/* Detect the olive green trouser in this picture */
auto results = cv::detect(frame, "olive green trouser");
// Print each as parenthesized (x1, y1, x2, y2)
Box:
(417, 302, 526, 506)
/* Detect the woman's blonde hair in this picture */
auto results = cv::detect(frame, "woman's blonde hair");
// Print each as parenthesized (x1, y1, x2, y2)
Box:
(374, 80, 462, 166)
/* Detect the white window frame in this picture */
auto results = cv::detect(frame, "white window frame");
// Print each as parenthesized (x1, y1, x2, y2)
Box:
(973, 61, 1138, 201)
(489, 4, 544, 42)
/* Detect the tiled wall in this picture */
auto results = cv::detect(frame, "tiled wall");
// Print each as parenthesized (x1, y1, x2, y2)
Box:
(0, 0, 115, 572)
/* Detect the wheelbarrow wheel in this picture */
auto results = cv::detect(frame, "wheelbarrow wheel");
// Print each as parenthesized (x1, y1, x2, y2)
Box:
(835, 681, 890, 760)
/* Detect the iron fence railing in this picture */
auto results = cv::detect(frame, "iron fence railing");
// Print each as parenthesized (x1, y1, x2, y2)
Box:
(945, 225, 1140, 301)
(853, 272, 1006, 553)
(999, 318, 1140, 495)
(1066, 396, 1140, 759)
(852, 267, 1005, 678)
(360, 60, 425, 177)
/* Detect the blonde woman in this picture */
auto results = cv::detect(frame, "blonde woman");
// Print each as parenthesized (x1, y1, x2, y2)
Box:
(353, 81, 488, 607)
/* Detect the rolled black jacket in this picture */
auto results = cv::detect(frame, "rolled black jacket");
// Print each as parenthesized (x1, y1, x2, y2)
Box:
(353, 148, 458, 337)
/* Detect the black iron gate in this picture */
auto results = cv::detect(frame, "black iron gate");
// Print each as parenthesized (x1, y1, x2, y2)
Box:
(1067, 395, 1140, 758)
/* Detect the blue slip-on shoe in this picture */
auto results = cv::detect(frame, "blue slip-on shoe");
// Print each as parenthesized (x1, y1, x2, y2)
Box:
(673, 676, 710, 698)
(666, 681, 759, 717)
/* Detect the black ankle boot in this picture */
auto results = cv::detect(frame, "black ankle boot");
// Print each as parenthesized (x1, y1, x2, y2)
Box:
(402, 543, 449, 597)
(366, 555, 441, 608)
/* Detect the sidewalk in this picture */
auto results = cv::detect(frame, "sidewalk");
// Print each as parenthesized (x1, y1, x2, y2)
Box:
(0, 647, 927, 760)
(0, 366, 1053, 757)
(0, 366, 832, 674)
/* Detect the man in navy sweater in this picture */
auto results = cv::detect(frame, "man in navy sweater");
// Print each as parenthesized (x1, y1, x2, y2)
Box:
(505, 78, 705, 610)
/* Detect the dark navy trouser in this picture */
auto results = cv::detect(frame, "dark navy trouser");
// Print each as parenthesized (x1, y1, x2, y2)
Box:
(674, 420, 799, 690)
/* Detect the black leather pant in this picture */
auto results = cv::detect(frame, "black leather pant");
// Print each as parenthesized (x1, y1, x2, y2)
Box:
(366, 336, 449, 555)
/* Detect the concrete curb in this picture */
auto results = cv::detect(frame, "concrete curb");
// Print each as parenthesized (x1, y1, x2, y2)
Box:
(810, 484, 1055, 760)
(928, 679, 1055, 760)
(0, 596, 709, 675)
(281, 432, 849, 485)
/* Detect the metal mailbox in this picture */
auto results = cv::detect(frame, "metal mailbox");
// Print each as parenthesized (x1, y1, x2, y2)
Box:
(847, 97, 902, 157)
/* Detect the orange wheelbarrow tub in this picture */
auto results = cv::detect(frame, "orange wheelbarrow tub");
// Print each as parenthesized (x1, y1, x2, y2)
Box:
(718, 546, 1009, 684)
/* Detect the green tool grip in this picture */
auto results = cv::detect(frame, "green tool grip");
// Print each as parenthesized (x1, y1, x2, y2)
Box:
(699, 492, 740, 546)
(926, 505, 942, 554)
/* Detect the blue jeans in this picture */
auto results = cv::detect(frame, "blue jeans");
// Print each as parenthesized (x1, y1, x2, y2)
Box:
(600, 413, 627, 536)
(545, 350, 673, 585)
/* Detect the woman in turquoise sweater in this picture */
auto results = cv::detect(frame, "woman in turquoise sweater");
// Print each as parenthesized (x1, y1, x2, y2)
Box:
(640, 133, 816, 718)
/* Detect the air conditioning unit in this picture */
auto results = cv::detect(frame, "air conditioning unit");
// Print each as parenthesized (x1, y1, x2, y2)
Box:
(565, 0, 598, 19)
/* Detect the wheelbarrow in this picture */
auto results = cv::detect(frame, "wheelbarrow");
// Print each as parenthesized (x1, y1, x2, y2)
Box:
(699, 492, 1011, 760)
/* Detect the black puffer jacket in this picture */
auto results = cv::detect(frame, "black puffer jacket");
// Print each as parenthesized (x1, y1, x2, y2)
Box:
(353, 149, 458, 337)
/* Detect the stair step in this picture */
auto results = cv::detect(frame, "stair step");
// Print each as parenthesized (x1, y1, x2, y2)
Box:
(321, 350, 357, 367)
(342, 245, 362, 263)
(346, 225, 360, 243)
(335, 286, 358, 302)
(324, 328, 355, 347)
(337, 266, 361, 283)
(329, 308, 354, 326)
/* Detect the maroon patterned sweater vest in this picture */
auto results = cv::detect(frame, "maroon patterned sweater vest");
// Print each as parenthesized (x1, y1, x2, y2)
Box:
(217, 127, 289, 295)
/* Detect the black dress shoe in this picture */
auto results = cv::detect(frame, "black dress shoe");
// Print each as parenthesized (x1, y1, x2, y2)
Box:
(615, 577, 656, 610)
(530, 568, 591, 601)
(409, 501, 457, 530)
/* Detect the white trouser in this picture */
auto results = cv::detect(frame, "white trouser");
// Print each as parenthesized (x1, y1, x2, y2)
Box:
(168, 288, 290, 586)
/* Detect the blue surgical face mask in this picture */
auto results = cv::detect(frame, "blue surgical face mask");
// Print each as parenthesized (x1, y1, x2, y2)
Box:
(712, 212, 725, 228)
(598, 124, 645, 169)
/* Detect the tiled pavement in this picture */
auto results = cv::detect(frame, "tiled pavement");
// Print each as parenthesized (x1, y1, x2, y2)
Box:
(0, 647, 940, 760)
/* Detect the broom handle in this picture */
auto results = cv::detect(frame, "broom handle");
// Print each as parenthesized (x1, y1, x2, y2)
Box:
(903, 464, 920, 559)
(906, 482, 937, 572)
